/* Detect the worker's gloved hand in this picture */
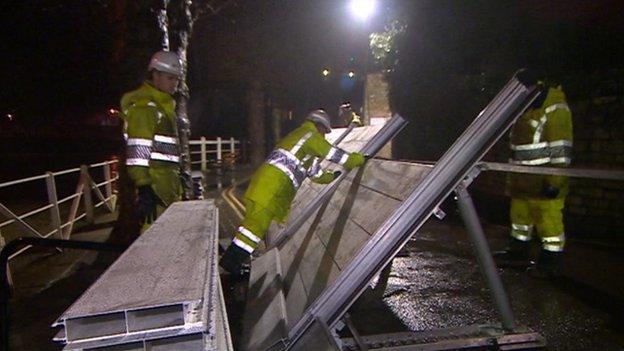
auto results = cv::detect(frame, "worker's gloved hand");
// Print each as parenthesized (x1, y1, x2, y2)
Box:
(343, 152, 366, 170)
(542, 185, 559, 199)
(136, 185, 163, 225)
(193, 179, 205, 200)
(312, 170, 338, 184)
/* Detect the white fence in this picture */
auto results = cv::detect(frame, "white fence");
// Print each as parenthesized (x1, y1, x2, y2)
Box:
(189, 137, 241, 172)
(0, 160, 118, 261)
(0, 137, 240, 259)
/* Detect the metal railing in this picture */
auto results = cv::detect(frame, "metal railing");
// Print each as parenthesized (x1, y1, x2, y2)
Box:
(0, 159, 118, 261)
(479, 162, 624, 180)
(189, 137, 241, 172)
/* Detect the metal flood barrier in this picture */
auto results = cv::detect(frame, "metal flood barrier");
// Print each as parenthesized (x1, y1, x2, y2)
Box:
(51, 200, 232, 351)
(239, 71, 544, 351)
(285, 72, 540, 347)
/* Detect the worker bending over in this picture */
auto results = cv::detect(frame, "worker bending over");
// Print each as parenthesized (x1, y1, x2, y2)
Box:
(220, 110, 366, 275)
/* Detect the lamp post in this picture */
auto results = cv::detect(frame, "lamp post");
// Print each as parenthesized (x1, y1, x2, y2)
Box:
(348, 0, 378, 124)
(348, 0, 378, 22)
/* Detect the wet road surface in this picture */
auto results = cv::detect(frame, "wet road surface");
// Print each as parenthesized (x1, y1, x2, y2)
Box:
(359, 219, 624, 350)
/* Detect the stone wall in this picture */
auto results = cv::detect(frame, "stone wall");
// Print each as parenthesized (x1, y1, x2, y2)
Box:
(565, 97, 624, 237)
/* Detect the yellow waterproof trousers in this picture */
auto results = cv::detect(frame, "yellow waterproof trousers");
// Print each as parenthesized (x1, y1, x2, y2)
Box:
(510, 198, 565, 252)
(231, 201, 275, 254)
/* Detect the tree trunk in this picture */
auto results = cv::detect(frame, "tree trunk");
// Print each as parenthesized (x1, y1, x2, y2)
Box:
(271, 107, 282, 147)
(169, 0, 194, 200)
(247, 80, 266, 166)
(157, 0, 171, 50)
(175, 86, 193, 200)
(158, 0, 235, 199)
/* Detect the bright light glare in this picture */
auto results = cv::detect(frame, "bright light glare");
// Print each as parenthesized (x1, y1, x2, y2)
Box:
(348, 70, 355, 78)
(349, 0, 377, 21)
(322, 68, 330, 77)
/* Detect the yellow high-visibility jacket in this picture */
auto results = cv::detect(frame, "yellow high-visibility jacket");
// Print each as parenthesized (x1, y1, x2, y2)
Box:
(244, 121, 362, 222)
(120, 81, 181, 205)
(506, 86, 573, 199)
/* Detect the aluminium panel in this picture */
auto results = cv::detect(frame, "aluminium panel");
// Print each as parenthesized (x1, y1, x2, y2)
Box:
(51, 200, 230, 350)
(56, 200, 217, 319)
(286, 73, 540, 347)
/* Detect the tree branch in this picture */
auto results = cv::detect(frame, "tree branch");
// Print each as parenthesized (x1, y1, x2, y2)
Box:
(193, 0, 236, 21)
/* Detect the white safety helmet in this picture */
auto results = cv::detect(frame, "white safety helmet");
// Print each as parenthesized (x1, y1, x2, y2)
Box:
(148, 50, 183, 77)
(306, 109, 332, 133)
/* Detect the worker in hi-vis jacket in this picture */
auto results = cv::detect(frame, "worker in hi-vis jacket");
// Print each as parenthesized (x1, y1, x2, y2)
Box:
(121, 51, 183, 229)
(220, 109, 366, 275)
(496, 82, 573, 278)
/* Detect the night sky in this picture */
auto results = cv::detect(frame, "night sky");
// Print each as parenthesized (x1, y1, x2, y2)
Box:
(1, 1, 115, 126)
(1, 0, 623, 133)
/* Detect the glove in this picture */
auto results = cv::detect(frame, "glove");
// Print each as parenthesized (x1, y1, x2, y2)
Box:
(542, 185, 559, 199)
(136, 186, 163, 225)
(312, 170, 338, 184)
(343, 152, 366, 170)
(333, 170, 342, 178)
(193, 179, 205, 200)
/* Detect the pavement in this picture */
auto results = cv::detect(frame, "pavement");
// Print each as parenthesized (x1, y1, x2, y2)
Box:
(5, 166, 624, 350)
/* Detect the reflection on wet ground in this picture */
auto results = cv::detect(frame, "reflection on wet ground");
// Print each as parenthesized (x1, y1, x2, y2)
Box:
(353, 220, 624, 350)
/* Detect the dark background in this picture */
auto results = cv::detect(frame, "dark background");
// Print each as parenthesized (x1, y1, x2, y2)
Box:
(1, 0, 623, 187)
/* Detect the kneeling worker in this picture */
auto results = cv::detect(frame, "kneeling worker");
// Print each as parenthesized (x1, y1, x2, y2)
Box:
(220, 109, 366, 275)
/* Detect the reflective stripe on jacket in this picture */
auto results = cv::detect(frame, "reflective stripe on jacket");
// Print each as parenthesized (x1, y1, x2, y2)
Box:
(244, 121, 351, 222)
(120, 81, 181, 205)
(506, 86, 573, 199)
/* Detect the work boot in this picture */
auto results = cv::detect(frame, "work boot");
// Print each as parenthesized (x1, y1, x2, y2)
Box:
(219, 244, 251, 278)
(528, 250, 563, 279)
(493, 238, 531, 268)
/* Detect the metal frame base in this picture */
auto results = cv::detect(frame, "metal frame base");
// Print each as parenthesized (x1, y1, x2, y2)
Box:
(340, 324, 545, 351)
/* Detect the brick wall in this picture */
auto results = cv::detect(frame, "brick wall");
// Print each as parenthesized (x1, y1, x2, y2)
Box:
(565, 97, 624, 237)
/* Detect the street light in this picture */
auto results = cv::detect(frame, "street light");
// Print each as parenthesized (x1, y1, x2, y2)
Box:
(348, 0, 377, 22)
(348, 0, 378, 124)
